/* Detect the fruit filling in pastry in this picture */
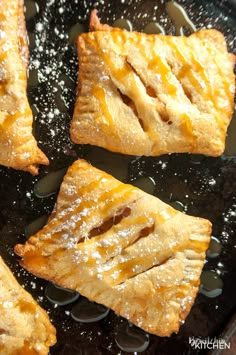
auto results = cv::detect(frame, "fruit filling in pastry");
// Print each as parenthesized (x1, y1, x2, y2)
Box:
(70, 10, 235, 157)
(15, 159, 211, 336)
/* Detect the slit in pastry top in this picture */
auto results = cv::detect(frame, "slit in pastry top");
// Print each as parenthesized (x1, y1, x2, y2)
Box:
(15, 159, 212, 337)
(0, 0, 49, 174)
(70, 10, 235, 157)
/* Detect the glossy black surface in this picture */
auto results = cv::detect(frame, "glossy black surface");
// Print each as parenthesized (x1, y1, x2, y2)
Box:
(0, 1, 235, 354)
(45, 283, 80, 306)
(71, 298, 109, 323)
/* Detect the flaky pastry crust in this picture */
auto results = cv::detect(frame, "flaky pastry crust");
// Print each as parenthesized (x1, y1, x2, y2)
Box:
(0, 0, 49, 174)
(70, 10, 235, 157)
(15, 159, 211, 336)
(0, 256, 56, 354)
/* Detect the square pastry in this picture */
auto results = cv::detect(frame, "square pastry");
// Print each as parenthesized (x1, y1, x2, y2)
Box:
(15, 159, 211, 336)
(0, 0, 48, 174)
(70, 10, 235, 157)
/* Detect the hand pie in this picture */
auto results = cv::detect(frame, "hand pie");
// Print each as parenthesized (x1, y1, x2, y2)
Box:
(70, 10, 235, 157)
(15, 159, 211, 336)
(0, 256, 56, 354)
(0, 0, 49, 175)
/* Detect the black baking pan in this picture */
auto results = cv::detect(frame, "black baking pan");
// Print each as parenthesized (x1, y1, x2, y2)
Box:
(0, 0, 235, 354)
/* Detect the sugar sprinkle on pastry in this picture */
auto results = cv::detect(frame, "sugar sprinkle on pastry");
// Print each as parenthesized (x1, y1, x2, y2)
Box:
(15, 159, 211, 336)
(0, 256, 56, 354)
(70, 10, 235, 157)
(0, 0, 49, 174)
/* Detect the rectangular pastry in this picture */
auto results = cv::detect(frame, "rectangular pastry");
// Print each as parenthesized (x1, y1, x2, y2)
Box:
(70, 10, 235, 157)
(0, 0, 49, 174)
(15, 159, 211, 336)
(0, 255, 56, 354)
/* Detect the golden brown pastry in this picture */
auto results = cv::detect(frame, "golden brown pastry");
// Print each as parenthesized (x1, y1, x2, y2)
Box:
(0, 256, 56, 354)
(70, 10, 235, 157)
(15, 159, 211, 336)
(0, 0, 49, 175)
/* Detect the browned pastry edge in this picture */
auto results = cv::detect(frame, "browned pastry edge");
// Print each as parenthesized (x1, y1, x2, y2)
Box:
(70, 10, 235, 158)
(14, 159, 212, 337)
(90, 9, 116, 31)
